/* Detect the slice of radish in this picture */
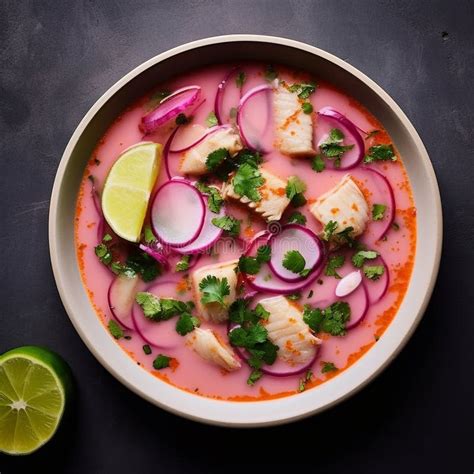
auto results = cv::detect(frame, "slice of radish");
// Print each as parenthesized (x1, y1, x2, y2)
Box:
(151, 179, 205, 247)
(171, 195, 224, 254)
(364, 255, 389, 304)
(169, 124, 232, 153)
(352, 167, 396, 241)
(141, 85, 201, 133)
(335, 270, 362, 297)
(316, 107, 364, 170)
(132, 281, 184, 349)
(342, 282, 369, 329)
(237, 83, 273, 153)
(214, 66, 243, 124)
(139, 243, 170, 270)
(108, 274, 140, 330)
(268, 224, 323, 282)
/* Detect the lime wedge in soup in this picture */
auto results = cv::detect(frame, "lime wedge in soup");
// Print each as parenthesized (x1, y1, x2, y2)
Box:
(102, 142, 162, 242)
(0, 346, 73, 455)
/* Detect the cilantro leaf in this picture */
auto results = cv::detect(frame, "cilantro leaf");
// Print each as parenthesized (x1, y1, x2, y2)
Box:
(364, 144, 396, 163)
(205, 111, 218, 127)
(153, 354, 171, 370)
(286, 176, 307, 206)
(363, 265, 385, 280)
(135, 292, 162, 320)
(232, 163, 265, 202)
(325, 255, 345, 279)
(311, 155, 325, 173)
(302, 102, 313, 114)
(287, 211, 307, 225)
(126, 250, 160, 282)
(175, 255, 190, 272)
(95, 243, 112, 265)
(102, 233, 112, 242)
(206, 148, 229, 172)
(322, 220, 338, 241)
(195, 182, 224, 213)
(319, 128, 354, 167)
(320, 302, 350, 336)
(372, 203, 387, 221)
(256, 244, 271, 263)
(288, 82, 317, 99)
(303, 306, 325, 332)
(199, 275, 230, 307)
(247, 369, 262, 386)
(142, 344, 152, 355)
(255, 303, 270, 320)
(321, 362, 338, 373)
(298, 370, 313, 392)
(264, 65, 278, 82)
(211, 215, 241, 237)
(238, 255, 261, 275)
(143, 225, 156, 244)
(235, 149, 263, 168)
(108, 320, 124, 339)
(175, 313, 200, 336)
(282, 250, 306, 275)
(352, 250, 378, 268)
(235, 71, 246, 88)
(336, 226, 356, 248)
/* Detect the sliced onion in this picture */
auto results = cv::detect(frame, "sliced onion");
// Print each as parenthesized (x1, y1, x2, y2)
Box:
(352, 167, 396, 241)
(317, 107, 365, 170)
(151, 179, 205, 247)
(343, 282, 369, 329)
(141, 85, 201, 133)
(242, 231, 325, 294)
(131, 280, 183, 348)
(214, 66, 242, 124)
(108, 274, 140, 330)
(139, 243, 170, 270)
(227, 321, 320, 377)
(364, 255, 389, 304)
(237, 84, 273, 153)
(268, 224, 323, 282)
(171, 195, 224, 254)
(169, 124, 232, 153)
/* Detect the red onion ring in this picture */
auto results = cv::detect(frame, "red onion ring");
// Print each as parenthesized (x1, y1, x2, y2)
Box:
(169, 124, 232, 153)
(107, 275, 139, 330)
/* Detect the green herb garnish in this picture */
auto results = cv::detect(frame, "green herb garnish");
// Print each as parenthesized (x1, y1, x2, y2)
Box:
(352, 250, 378, 268)
(205, 111, 218, 127)
(298, 370, 313, 392)
(108, 320, 124, 339)
(286, 176, 307, 207)
(288, 82, 317, 99)
(319, 128, 354, 167)
(302, 102, 313, 114)
(143, 344, 152, 355)
(363, 265, 385, 280)
(206, 148, 230, 172)
(211, 215, 241, 237)
(287, 211, 307, 225)
(175, 255, 191, 272)
(199, 275, 230, 307)
(372, 203, 387, 221)
(153, 354, 171, 370)
(175, 313, 200, 336)
(321, 362, 338, 373)
(264, 65, 278, 82)
(311, 155, 326, 173)
(325, 255, 345, 279)
(364, 144, 396, 163)
(303, 301, 351, 336)
(233, 162, 265, 202)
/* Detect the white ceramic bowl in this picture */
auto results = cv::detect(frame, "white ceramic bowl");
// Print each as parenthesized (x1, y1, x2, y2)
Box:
(49, 35, 442, 427)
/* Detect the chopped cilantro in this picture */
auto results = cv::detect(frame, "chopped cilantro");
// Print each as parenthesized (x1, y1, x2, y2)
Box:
(175, 313, 200, 336)
(235, 71, 246, 88)
(247, 369, 263, 386)
(205, 111, 218, 127)
(325, 255, 345, 279)
(206, 148, 229, 172)
(336, 226, 356, 247)
(256, 244, 271, 263)
(287, 293, 301, 301)
(102, 233, 112, 242)
(195, 182, 224, 213)
(288, 82, 317, 99)
(322, 220, 338, 241)
(298, 370, 313, 392)
(302, 102, 313, 114)
(311, 155, 326, 173)
(235, 149, 263, 168)
(175, 254, 190, 272)
(126, 249, 160, 282)
(303, 301, 350, 336)
(135, 292, 191, 321)
(108, 320, 124, 339)
(110, 261, 136, 278)
(142, 344, 152, 355)
(264, 65, 278, 82)
(255, 303, 270, 319)
(282, 250, 306, 274)
(287, 211, 307, 225)
(211, 215, 241, 237)
(199, 275, 230, 307)
(363, 265, 385, 280)
(286, 176, 307, 207)
(372, 203, 387, 221)
(143, 225, 156, 244)
(319, 128, 354, 167)
(238, 255, 261, 275)
(153, 354, 171, 370)
(95, 243, 112, 265)
(232, 163, 265, 202)
(352, 250, 378, 268)
(321, 361, 338, 373)
(175, 113, 189, 125)
(364, 144, 396, 163)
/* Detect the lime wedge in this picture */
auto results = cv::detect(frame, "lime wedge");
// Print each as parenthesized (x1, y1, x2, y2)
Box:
(0, 346, 73, 455)
(102, 142, 162, 242)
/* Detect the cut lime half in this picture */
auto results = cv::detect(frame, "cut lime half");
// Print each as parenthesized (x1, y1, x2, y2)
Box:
(0, 346, 73, 455)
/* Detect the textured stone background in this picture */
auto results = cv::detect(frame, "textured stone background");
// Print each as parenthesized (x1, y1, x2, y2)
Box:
(1, 0, 472, 472)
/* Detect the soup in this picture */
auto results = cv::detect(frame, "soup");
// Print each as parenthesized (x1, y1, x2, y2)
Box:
(75, 63, 416, 401)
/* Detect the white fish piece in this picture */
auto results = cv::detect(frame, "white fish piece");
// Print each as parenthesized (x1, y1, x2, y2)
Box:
(335, 270, 362, 297)
(186, 328, 241, 371)
(309, 174, 369, 239)
(191, 259, 239, 323)
(273, 84, 315, 157)
(222, 168, 290, 221)
(259, 295, 321, 365)
(179, 127, 242, 175)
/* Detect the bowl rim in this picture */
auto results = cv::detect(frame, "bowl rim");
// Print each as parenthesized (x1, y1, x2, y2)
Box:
(49, 34, 442, 427)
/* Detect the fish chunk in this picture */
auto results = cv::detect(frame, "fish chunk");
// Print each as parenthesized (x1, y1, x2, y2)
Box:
(192, 259, 239, 323)
(259, 296, 321, 365)
(179, 127, 242, 175)
(310, 174, 369, 239)
(186, 328, 241, 371)
(222, 168, 290, 221)
(273, 85, 315, 157)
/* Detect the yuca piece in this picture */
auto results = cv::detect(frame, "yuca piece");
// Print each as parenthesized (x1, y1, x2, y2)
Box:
(192, 259, 239, 323)
(259, 295, 321, 365)
(186, 328, 241, 371)
(222, 168, 290, 222)
(309, 174, 369, 239)
(273, 84, 315, 157)
(179, 127, 242, 175)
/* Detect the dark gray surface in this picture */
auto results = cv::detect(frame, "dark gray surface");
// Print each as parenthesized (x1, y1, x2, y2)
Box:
(1, 0, 473, 472)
